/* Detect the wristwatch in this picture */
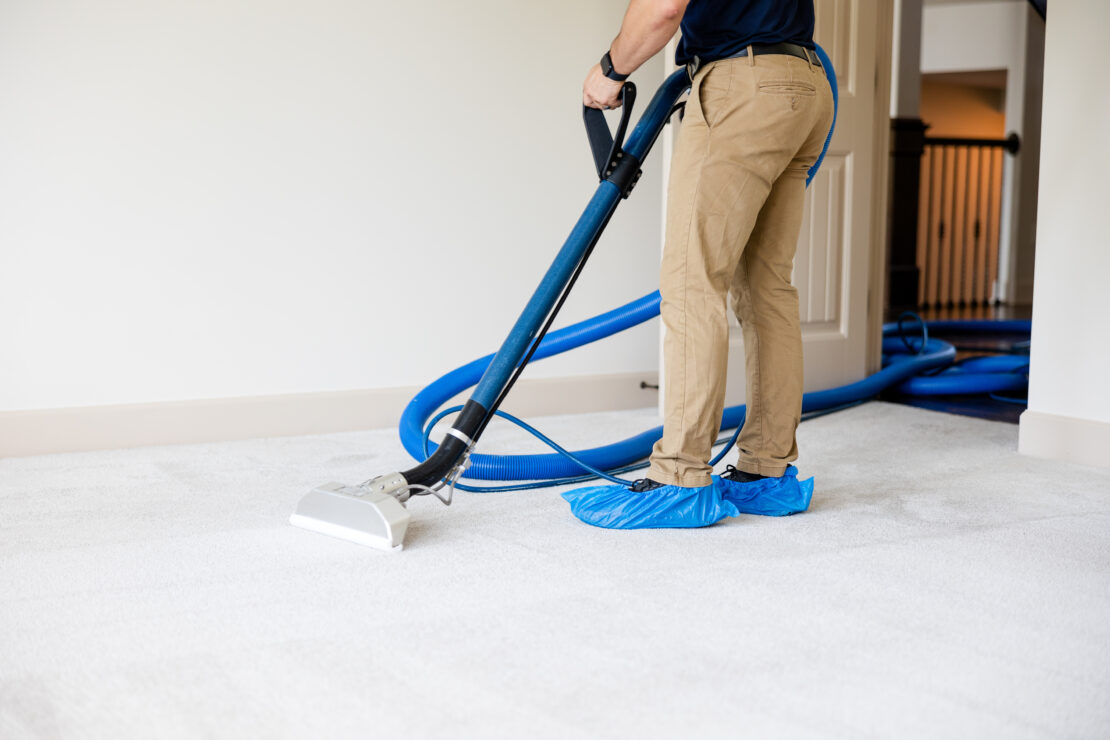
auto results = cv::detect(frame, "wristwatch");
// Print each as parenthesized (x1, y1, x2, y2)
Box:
(600, 51, 629, 82)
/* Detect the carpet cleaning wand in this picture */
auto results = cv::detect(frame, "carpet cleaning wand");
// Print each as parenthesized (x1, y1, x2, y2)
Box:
(290, 71, 694, 551)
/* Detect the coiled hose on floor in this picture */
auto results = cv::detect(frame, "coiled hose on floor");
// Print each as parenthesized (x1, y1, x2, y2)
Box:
(399, 299, 1030, 491)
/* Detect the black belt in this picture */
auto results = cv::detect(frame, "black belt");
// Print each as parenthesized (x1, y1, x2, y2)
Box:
(686, 42, 821, 79)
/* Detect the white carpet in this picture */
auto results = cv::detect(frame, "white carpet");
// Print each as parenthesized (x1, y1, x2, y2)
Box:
(2, 402, 1108, 739)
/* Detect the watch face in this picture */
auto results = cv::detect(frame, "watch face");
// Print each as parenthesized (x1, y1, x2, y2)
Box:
(602, 52, 627, 81)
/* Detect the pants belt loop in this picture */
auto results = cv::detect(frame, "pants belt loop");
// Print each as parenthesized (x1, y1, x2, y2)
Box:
(805, 47, 814, 72)
(686, 55, 701, 82)
(747, 44, 755, 67)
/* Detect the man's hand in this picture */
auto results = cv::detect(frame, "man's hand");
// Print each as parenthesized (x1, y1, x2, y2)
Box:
(582, 0, 688, 109)
(583, 63, 625, 109)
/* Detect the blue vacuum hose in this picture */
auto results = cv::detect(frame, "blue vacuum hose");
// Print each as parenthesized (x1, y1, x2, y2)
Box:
(397, 47, 1028, 489)
(402, 317, 1029, 486)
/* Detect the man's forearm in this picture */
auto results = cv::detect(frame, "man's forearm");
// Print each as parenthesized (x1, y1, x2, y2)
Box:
(608, 0, 688, 75)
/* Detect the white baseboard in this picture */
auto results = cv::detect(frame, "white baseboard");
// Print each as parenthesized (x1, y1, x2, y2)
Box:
(0, 371, 658, 458)
(1019, 409, 1110, 469)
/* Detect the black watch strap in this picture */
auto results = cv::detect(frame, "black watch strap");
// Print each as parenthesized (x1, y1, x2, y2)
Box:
(600, 51, 629, 82)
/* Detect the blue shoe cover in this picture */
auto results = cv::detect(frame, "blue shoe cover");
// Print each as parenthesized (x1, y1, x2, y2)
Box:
(713, 465, 814, 517)
(561, 481, 739, 529)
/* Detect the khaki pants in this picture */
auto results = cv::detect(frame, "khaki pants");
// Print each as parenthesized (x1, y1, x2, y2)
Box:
(647, 52, 835, 487)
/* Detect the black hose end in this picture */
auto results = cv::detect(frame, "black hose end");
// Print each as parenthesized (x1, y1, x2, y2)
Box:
(402, 400, 487, 488)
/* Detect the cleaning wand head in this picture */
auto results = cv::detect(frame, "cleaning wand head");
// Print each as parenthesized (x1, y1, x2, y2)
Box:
(290, 474, 413, 552)
(289, 448, 469, 552)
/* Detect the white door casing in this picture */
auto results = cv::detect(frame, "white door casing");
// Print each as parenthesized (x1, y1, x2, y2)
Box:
(660, 0, 893, 413)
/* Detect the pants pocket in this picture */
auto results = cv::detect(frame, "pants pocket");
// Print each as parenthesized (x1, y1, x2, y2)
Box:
(697, 63, 733, 127)
(758, 80, 816, 96)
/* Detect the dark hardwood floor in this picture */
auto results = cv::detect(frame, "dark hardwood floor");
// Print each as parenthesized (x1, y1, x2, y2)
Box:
(883, 304, 1031, 424)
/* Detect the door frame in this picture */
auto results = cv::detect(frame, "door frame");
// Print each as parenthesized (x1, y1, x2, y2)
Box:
(869, 0, 895, 373)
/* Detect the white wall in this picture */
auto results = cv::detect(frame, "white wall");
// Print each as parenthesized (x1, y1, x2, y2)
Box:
(920, 0, 1041, 304)
(1019, 0, 1110, 468)
(921, 0, 1026, 76)
(0, 0, 664, 414)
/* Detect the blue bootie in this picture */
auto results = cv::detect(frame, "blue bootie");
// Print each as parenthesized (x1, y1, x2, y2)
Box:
(713, 465, 814, 517)
(562, 479, 739, 530)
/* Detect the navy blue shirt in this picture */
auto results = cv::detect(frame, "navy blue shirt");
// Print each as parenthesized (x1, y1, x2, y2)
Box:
(675, 0, 815, 66)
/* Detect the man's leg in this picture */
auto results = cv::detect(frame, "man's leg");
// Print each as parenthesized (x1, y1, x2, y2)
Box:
(649, 53, 835, 487)
(729, 172, 807, 476)
(647, 57, 801, 488)
(730, 62, 836, 477)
